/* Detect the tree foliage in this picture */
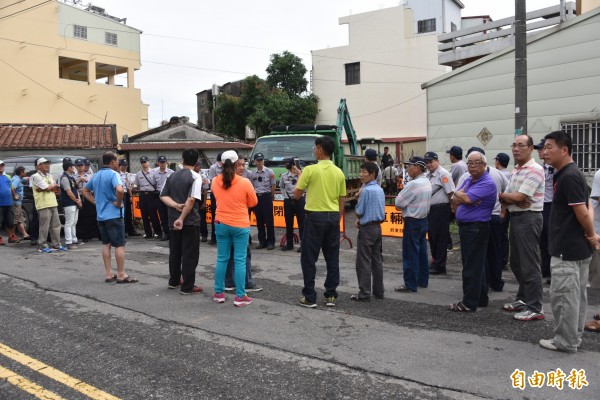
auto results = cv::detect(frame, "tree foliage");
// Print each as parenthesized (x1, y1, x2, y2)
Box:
(214, 52, 318, 139)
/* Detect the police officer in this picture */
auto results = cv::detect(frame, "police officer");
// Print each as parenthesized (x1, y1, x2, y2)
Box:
(279, 159, 305, 252)
(134, 156, 163, 239)
(75, 158, 100, 241)
(153, 155, 174, 241)
(207, 153, 223, 245)
(424, 151, 455, 275)
(534, 139, 554, 283)
(251, 153, 276, 250)
(119, 159, 139, 237)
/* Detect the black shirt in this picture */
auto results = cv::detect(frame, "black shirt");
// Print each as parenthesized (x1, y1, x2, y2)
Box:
(160, 169, 201, 227)
(548, 162, 592, 261)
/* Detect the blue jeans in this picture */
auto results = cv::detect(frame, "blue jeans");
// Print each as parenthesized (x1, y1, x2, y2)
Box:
(225, 245, 254, 288)
(458, 221, 489, 310)
(301, 211, 340, 303)
(214, 224, 250, 298)
(402, 217, 429, 291)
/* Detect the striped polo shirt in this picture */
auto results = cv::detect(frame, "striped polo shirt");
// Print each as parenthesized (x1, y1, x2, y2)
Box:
(506, 158, 544, 212)
(395, 173, 432, 218)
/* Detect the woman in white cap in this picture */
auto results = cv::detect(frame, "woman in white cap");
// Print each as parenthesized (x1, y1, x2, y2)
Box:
(211, 150, 258, 307)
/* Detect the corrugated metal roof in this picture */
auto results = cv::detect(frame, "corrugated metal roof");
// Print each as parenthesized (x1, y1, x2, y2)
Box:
(341, 137, 425, 144)
(0, 124, 117, 150)
(119, 141, 253, 151)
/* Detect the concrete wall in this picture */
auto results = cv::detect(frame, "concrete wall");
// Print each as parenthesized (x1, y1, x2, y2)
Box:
(423, 10, 600, 172)
(0, 1, 148, 142)
(312, 5, 450, 140)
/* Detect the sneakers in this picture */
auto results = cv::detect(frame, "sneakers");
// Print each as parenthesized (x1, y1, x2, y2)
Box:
(224, 287, 235, 292)
(324, 296, 337, 307)
(233, 295, 252, 307)
(180, 285, 203, 295)
(213, 293, 225, 303)
(245, 286, 263, 292)
(514, 310, 545, 321)
(538, 339, 558, 351)
(38, 246, 53, 253)
(168, 279, 184, 289)
(298, 296, 317, 308)
(502, 300, 526, 312)
(8, 236, 21, 244)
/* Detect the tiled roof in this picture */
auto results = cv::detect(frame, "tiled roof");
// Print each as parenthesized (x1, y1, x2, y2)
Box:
(119, 141, 253, 151)
(0, 124, 117, 150)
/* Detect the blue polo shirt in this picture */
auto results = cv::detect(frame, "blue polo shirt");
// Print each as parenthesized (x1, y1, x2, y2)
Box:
(0, 174, 12, 206)
(455, 172, 497, 223)
(85, 168, 123, 221)
(355, 180, 385, 224)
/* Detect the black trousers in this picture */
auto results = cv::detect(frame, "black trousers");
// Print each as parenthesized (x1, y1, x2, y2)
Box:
(168, 225, 199, 291)
(157, 199, 170, 237)
(284, 197, 305, 247)
(77, 199, 100, 240)
(124, 192, 135, 234)
(139, 192, 162, 237)
(210, 193, 217, 242)
(28, 206, 39, 240)
(427, 203, 450, 271)
(199, 206, 208, 238)
(501, 212, 510, 268)
(540, 202, 552, 278)
(255, 194, 275, 246)
(485, 215, 505, 291)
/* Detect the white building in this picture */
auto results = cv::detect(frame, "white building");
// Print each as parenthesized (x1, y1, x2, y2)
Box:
(311, 1, 463, 140)
(422, 6, 600, 178)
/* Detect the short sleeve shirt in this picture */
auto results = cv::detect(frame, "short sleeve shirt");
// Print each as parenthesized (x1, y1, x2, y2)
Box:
(456, 172, 497, 223)
(451, 160, 467, 186)
(506, 158, 544, 212)
(428, 166, 455, 205)
(296, 160, 346, 212)
(11, 175, 23, 206)
(160, 169, 202, 227)
(591, 169, 600, 233)
(251, 167, 276, 193)
(395, 174, 431, 218)
(135, 169, 158, 191)
(548, 162, 592, 261)
(0, 174, 12, 206)
(85, 168, 123, 221)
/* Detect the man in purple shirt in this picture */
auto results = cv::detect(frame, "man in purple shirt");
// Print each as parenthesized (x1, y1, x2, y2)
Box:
(448, 151, 497, 312)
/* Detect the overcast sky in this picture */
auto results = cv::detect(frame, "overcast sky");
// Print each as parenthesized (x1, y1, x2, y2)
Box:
(93, 0, 561, 128)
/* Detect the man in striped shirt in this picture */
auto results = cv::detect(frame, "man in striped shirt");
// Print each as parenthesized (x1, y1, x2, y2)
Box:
(394, 157, 432, 293)
(499, 135, 545, 321)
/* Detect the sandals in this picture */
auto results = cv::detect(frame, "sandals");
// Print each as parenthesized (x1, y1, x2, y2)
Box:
(584, 320, 600, 333)
(104, 274, 117, 283)
(448, 301, 474, 312)
(116, 276, 139, 284)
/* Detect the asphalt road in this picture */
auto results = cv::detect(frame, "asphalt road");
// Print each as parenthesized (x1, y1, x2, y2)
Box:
(0, 212, 599, 399)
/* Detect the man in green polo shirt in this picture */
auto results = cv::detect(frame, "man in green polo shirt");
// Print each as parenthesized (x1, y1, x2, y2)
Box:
(293, 135, 346, 308)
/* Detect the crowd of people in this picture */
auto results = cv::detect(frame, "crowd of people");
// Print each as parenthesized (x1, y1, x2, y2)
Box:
(1, 131, 599, 352)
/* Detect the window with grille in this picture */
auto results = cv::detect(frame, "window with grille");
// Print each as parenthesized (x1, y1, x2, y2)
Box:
(345, 62, 360, 85)
(73, 25, 87, 39)
(418, 18, 436, 33)
(560, 122, 600, 175)
(105, 32, 118, 46)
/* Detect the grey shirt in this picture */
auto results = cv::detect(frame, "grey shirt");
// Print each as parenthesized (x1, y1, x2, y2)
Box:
(135, 169, 159, 191)
(451, 160, 468, 186)
(153, 167, 174, 191)
(251, 167, 276, 194)
(279, 171, 300, 199)
(428, 165, 455, 205)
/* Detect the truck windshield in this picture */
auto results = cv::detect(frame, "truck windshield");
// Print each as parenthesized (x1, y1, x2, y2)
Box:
(251, 136, 317, 164)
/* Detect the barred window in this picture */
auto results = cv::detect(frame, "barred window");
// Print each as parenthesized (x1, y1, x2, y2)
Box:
(105, 32, 117, 46)
(345, 62, 360, 85)
(560, 121, 600, 175)
(418, 18, 436, 33)
(73, 25, 87, 40)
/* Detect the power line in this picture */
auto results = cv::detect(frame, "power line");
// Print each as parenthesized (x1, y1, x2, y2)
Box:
(0, 0, 26, 11)
(353, 92, 425, 119)
(0, 0, 51, 20)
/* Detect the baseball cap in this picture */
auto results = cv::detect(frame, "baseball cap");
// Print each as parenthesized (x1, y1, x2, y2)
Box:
(158, 155, 167, 163)
(403, 156, 427, 169)
(83, 158, 91, 165)
(62, 157, 72, 163)
(36, 157, 50, 166)
(446, 145, 463, 158)
(424, 151, 438, 161)
(74, 158, 84, 166)
(118, 159, 128, 166)
(467, 146, 485, 155)
(221, 150, 239, 164)
(253, 153, 265, 161)
(0, 160, 4, 165)
(364, 148, 377, 161)
(140, 156, 149, 163)
(63, 160, 74, 169)
(495, 153, 510, 167)
(533, 139, 545, 150)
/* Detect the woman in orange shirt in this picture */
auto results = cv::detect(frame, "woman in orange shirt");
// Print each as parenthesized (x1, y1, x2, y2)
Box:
(211, 150, 258, 306)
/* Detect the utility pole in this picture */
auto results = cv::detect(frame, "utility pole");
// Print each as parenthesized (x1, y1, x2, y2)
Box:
(514, 0, 527, 136)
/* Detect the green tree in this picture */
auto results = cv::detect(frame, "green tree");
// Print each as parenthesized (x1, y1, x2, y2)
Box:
(266, 51, 308, 97)
(214, 94, 245, 139)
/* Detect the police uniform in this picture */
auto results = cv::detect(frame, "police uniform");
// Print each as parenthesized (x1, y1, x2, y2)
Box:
(251, 153, 276, 249)
(134, 156, 163, 238)
(196, 167, 210, 242)
(119, 160, 138, 236)
(424, 152, 455, 274)
(153, 156, 174, 240)
(279, 166, 305, 251)
(75, 158, 100, 241)
(207, 157, 223, 244)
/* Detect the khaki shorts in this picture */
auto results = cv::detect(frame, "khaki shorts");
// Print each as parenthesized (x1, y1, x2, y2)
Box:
(12, 204, 24, 225)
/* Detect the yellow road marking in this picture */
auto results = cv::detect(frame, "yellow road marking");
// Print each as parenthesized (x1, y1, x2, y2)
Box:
(0, 342, 120, 400)
(0, 364, 66, 400)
